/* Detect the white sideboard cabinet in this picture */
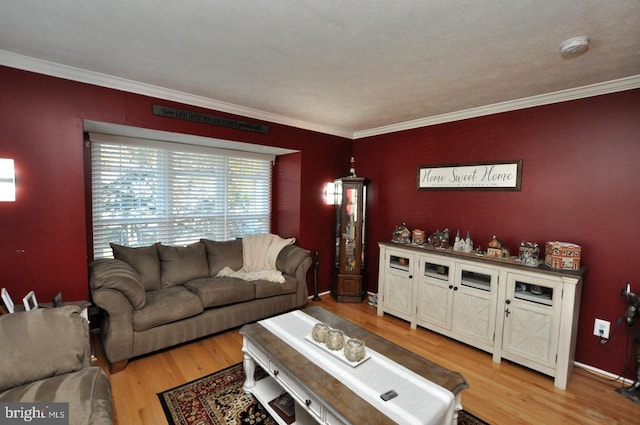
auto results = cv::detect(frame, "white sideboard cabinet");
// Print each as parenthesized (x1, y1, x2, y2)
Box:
(377, 241, 584, 389)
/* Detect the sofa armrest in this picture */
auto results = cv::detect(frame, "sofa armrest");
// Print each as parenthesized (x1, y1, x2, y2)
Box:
(89, 259, 147, 309)
(0, 306, 90, 392)
(90, 287, 135, 365)
(276, 244, 311, 277)
(276, 244, 312, 305)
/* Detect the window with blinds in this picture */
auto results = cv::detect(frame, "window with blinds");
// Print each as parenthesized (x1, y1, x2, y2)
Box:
(90, 134, 272, 259)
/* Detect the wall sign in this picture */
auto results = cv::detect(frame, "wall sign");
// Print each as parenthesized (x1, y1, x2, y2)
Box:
(417, 160, 522, 191)
(153, 105, 269, 134)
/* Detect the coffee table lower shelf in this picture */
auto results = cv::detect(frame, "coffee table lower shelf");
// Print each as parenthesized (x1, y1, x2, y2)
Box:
(250, 376, 316, 425)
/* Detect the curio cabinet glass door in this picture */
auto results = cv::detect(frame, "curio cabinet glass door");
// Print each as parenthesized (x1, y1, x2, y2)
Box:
(331, 177, 367, 302)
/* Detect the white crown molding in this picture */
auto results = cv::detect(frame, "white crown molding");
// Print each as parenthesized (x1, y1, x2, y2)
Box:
(0, 50, 352, 139)
(2, 50, 638, 141)
(353, 75, 640, 139)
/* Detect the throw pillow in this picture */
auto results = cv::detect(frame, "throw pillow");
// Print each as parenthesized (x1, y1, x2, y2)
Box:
(111, 242, 161, 291)
(157, 242, 209, 287)
(201, 238, 243, 276)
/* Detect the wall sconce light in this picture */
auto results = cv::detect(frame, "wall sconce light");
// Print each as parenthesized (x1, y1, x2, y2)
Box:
(323, 180, 342, 205)
(0, 158, 16, 202)
(323, 182, 337, 205)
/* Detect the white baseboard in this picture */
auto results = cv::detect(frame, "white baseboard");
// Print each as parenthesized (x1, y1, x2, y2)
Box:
(308, 290, 377, 299)
(573, 361, 634, 386)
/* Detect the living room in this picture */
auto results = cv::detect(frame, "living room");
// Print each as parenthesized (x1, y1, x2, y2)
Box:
(1, 2, 640, 424)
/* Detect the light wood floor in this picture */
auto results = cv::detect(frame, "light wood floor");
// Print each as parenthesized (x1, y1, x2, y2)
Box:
(95, 295, 640, 424)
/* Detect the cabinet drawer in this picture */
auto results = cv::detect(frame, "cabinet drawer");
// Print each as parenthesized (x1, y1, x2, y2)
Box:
(268, 360, 323, 419)
(246, 341, 269, 369)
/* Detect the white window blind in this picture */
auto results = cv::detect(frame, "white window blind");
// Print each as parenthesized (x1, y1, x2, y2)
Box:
(90, 133, 272, 259)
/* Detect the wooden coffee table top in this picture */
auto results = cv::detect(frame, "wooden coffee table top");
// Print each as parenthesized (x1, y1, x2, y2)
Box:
(241, 306, 468, 425)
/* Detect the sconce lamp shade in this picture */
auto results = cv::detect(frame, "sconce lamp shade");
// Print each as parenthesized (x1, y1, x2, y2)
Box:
(0, 158, 16, 202)
(323, 182, 337, 205)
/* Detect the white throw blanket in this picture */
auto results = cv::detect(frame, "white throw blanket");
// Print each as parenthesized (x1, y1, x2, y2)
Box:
(216, 234, 295, 283)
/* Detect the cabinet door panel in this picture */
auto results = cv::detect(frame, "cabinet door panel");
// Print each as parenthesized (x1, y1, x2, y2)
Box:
(452, 290, 495, 342)
(416, 255, 455, 329)
(502, 273, 561, 369)
(504, 306, 556, 364)
(384, 272, 413, 315)
(417, 280, 453, 329)
(451, 263, 498, 350)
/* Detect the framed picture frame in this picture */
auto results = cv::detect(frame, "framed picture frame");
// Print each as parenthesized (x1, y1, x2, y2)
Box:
(1, 287, 14, 313)
(417, 160, 523, 191)
(53, 291, 64, 307)
(23, 290, 39, 311)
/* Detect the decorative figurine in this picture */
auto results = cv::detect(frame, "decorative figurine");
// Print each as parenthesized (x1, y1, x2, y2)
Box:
(453, 230, 461, 250)
(349, 157, 356, 177)
(428, 228, 450, 249)
(412, 228, 426, 245)
(453, 230, 474, 253)
(487, 236, 509, 258)
(518, 241, 540, 266)
(544, 241, 581, 270)
(392, 223, 411, 244)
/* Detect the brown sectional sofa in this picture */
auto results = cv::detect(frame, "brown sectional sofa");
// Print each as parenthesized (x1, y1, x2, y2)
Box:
(89, 237, 312, 372)
(0, 305, 112, 425)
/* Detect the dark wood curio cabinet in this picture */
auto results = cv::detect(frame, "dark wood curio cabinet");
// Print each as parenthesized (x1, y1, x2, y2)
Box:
(331, 177, 368, 302)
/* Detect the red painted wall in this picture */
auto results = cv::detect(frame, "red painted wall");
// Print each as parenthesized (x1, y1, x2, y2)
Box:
(0, 65, 348, 304)
(273, 152, 302, 238)
(2, 63, 639, 378)
(354, 89, 640, 377)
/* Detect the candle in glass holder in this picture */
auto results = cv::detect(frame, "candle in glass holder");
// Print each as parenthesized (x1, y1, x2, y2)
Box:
(325, 329, 345, 351)
(312, 322, 330, 343)
(344, 338, 366, 362)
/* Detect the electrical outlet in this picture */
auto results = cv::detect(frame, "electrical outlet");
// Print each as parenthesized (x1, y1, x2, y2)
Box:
(593, 318, 610, 339)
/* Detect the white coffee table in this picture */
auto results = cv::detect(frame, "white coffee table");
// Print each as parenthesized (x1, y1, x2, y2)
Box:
(241, 306, 467, 425)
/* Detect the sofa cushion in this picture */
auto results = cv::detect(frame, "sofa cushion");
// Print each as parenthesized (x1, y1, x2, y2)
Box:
(157, 242, 209, 287)
(0, 367, 112, 425)
(133, 286, 204, 332)
(185, 277, 255, 308)
(89, 259, 146, 309)
(254, 275, 298, 299)
(201, 238, 243, 276)
(111, 242, 161, 291)
(0, 306, 88, 392)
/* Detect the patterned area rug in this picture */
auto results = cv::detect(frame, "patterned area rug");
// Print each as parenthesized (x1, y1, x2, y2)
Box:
(158, 363, 489, 425)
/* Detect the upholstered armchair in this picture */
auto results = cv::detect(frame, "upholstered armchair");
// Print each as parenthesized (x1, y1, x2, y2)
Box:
(0, 305, 112, 425)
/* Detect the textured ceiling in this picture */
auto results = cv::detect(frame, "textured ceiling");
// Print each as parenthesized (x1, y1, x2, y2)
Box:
(0, 0, 639, 138)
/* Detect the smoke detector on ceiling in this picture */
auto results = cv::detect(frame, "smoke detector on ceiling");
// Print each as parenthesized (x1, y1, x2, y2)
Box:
(559, 36, 590, 56)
